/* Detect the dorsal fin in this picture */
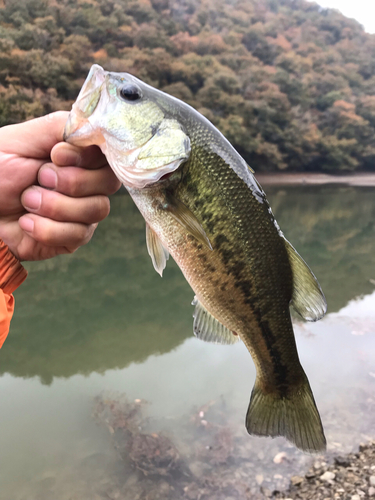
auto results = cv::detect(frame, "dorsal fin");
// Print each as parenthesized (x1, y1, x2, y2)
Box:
(284, 238, 327, 321)
(192, 297, 240, 344)
(146, 223, 169, 277)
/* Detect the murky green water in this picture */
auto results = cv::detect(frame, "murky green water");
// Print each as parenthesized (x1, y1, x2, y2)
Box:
(1, 186, 375, 498)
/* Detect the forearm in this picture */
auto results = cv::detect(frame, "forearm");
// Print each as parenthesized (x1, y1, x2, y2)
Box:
(0, 239, 28, 348)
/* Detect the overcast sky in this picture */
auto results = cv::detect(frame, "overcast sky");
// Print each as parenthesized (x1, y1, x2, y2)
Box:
(312, 0, 375, 34)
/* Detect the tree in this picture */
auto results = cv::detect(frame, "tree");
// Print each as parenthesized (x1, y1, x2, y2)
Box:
(1, 0, 375, 172)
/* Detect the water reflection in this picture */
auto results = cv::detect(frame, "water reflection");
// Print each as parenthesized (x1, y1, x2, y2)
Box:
(1, 186, 375, 381)
(0, 185, 374, 498)
(0, 195, 192, 381)
(268, 186, 375, 313)
(0, 288, 374, 499)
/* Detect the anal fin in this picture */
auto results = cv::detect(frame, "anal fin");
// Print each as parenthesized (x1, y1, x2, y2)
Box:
(192, 297, 240, 345)
(146, 224, 169, 277)
(284, 238, 327, 321)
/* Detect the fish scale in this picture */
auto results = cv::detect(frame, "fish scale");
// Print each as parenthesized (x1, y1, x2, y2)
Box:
(129, 145, 315, 435)
(177, 149, 296, 384)
(64, 64, 327, 453)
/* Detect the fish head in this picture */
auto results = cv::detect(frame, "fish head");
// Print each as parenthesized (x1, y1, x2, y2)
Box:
(64, 64, 191, 188)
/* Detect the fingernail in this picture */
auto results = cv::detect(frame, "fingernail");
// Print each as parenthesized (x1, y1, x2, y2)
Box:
(19, 217, 34, 233)
(54, 147, 81, 166)
(39, 168, 57, 189)
(62, 151, 81, 166)
(23, 189, 41, 211)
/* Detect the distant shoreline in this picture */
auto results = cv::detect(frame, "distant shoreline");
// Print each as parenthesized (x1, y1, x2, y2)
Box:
(255, 172, 375, 186)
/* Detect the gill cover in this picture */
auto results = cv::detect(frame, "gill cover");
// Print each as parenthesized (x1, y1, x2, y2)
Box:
(64, 64, 191, 189)
(108, 119, 191, 188)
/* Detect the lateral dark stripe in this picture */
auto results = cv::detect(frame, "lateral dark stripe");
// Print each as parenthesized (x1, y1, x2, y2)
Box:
(227, 254, 290, 395)
(256, 313, 289, 397)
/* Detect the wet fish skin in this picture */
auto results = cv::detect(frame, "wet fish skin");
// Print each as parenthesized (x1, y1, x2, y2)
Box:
(128, 138, 325, 453)
(64, 65, 327, 453)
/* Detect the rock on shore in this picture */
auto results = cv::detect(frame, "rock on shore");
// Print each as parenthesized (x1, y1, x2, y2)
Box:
(274, 441, 375, 500)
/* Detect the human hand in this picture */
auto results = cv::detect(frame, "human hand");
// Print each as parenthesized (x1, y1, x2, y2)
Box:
(0, 111, 121, 261)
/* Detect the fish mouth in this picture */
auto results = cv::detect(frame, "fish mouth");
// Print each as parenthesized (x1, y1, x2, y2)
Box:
(63, 112, 87, 141)
(77, 64, 107, 103)
(63, 112, 104, 147)
(64, 64, 143, 147)
(64, 65, 107, 146)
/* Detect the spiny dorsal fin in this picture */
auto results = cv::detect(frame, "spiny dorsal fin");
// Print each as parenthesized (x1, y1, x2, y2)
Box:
(146, 223, 169, 277)
(167, 195, 212, 250)
(284, 238, 327, 322)
(192, 296, 240, 345)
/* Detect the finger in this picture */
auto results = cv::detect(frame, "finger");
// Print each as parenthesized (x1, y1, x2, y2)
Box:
(50, 143, 108, 170)
(21, 186, 111, 224)
(18, 214, 96, 249)
(0, 112, 69, 159)
(38, 163, 121, 196)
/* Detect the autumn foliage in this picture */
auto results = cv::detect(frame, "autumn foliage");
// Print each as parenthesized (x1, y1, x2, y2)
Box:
(1, 0, 375, 172)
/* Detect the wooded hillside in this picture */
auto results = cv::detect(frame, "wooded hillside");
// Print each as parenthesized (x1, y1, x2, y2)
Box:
(1, 0, 375, 172)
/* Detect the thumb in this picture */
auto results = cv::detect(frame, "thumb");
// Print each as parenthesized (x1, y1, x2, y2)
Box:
(0, 111, 69, 159)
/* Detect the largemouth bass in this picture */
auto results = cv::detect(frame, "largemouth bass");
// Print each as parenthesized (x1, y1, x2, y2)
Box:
(64, 64, 327, 452)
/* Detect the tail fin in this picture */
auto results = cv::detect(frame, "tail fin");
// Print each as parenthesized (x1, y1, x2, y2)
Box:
(246, 377, 326, 453)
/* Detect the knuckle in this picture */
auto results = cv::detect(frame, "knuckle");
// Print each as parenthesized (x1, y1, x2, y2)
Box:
(97, 196, 110, 219)
(65, 174, 82, 197)
(43, 111, 58, 123)
(43, 111, 68, 126)
(104, 168, 121, 194)
(59, 223, 92, 249)
(38, 222, 55, 245)
(45, 199, 59, 221)
(81, 224, 95, 245)
(108, 178, 121, 195)
(86, 196, 110, 223)
(77, 223, 93, 243)
(65, 246, 79, 255)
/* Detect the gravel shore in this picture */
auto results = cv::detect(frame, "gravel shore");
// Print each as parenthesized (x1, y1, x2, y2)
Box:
(274, 441, 375, 500)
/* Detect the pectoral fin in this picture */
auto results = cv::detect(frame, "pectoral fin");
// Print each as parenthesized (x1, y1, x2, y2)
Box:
(284, 238, 327, 321)
(146, 224, 169, 277)
(167, 195, 212, 250)
(192, 297, 240, 344)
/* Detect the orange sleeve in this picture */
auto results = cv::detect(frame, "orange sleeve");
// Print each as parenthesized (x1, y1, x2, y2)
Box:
(0, 239, 28, 348)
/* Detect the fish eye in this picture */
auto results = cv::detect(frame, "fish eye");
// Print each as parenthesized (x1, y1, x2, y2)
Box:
(119, 84, 142, 102)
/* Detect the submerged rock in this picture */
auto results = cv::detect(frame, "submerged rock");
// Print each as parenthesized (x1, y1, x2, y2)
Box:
(92, 393, 375, 500)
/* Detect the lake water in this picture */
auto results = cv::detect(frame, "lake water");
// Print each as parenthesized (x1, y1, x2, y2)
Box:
(1, 185, 375, 499)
